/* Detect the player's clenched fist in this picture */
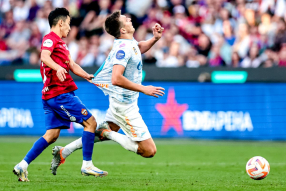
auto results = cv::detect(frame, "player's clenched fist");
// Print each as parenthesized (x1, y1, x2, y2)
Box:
(152, 23, 164, 40)
(85, 74, 94, 83)
(142, 85, 165, 98)
(56, 67, 67, 82)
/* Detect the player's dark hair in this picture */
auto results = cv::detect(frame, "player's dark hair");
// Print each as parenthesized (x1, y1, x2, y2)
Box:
(48, 8, 70, 28)
(105, 10, 122, 38)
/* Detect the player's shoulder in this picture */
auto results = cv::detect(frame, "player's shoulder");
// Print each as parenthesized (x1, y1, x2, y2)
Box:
(42, 32, 62, 48)
(42, 32, 55, 47)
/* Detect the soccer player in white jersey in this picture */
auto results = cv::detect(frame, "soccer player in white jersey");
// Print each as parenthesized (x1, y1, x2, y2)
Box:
(50, 10, 165, 175)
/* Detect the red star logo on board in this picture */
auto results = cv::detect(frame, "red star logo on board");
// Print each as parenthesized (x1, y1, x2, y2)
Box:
(155, 88, 188, 135)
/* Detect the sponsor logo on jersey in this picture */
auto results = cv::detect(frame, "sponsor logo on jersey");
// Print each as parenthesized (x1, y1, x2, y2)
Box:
(60, 105, 76, 122)
(137, 61, 142, 70)
(95, 83, 109, 88)
(70, 116, 76, 121)
(116, 50, 125, 60)
(119, 43, 125, 48)
(43, 39, 53, 47)
(63, 44, 69, 50)
(81, 109, 88, 116)
(42, 87, 49, 92)
(133, 47, 138, 55)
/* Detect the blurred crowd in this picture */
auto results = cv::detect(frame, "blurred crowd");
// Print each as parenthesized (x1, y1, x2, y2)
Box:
(1, 0, 286, 68)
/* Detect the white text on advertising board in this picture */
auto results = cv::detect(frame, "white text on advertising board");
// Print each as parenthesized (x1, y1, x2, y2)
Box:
(183, 111, 253, 131)
(0, 108, 34, 128)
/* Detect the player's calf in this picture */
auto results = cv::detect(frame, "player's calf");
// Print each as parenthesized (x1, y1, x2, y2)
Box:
(43, 129, 61, 144)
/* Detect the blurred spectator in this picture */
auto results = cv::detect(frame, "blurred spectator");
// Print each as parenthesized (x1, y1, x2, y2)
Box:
(7, 20, 30, 50)
(233, 23, 250, 58)
(262, 59, 275, 68)
(231, 52, 241, 68)
(75, 37, 89, 65)
(273, 18, 286, 52)
(186, 46, 200, 68)
(278, 44, 286, 67)
(196, 33, 212, 57)
(28, 0, 40, 21)
(28, 49, 40, 65)
(13, 0, 29, 22)
(0, 29, 8, 51)
(143, 49, 157, 65)
(156, 41, 184, 67)
(222, 20, 236, 46)
(35, 9, 50, 36)
(241, 44, 262, 68)
(1, 0, 286, 67)
(208, 44, 225, 67)
(29, 22, 42, 49)
(1, 10, 15, 38)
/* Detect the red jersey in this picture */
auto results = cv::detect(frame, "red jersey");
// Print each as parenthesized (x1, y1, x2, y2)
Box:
(40, 32, 78, 100)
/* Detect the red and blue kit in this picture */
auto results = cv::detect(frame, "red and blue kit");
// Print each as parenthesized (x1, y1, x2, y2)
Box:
(40, 32, 91, 130)
(40, 31, 77, 100)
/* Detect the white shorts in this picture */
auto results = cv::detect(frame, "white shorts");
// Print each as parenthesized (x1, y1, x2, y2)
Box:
(105, 97, 151, 142)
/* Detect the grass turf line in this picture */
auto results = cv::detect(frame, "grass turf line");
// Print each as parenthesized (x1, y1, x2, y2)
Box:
(0, 137, 286, 191)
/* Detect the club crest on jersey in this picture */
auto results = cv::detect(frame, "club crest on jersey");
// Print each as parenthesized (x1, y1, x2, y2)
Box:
(81, 109, 88, 116)
(133, 47, 138, 55)
(116, 50, 125, 60)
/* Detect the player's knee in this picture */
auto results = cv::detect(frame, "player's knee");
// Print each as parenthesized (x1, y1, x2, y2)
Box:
(50, 136, 58, 144)
(84, 116, 97, 132)
(149, 148, 157, 158)
(142, 147, 157, 158)
(43, 131, 60, 144)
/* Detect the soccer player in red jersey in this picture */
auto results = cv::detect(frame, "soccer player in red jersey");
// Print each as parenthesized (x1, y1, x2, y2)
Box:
(13, 8, 107, 182)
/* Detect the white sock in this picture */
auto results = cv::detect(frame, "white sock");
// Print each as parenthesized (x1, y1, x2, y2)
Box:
(106, 131, 138, 153)
(19, 160, 28, 170)
(82, 160, 93, 168)
(62, 138, 83, 158)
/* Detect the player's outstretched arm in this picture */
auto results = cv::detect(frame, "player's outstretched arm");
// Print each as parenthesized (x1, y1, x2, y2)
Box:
(112, 65, 165, 98)
(138, 23, 164, 54)
(41, 50, 67, 82)
(69, 57, 94, 82)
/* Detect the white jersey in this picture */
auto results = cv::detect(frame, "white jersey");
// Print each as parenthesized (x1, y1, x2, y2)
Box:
(93, 38, 142, 104)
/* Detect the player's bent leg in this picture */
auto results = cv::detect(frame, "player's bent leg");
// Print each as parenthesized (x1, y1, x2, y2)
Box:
(81, 116, 108, 177)
(43, 129, 61, 144)
(137, 138, 157, 158)
(50, 120, 119, 175)
(82, 115, 97, 133)
(14, 129, 60, 181)
(109, 122, 121, 132)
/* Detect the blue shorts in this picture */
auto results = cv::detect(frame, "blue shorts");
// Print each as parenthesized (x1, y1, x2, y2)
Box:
(42, 91, 92, 130)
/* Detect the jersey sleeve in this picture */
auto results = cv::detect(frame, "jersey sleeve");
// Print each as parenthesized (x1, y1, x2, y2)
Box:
(41, 35, 57, 53)
(111, 47, 132, 68)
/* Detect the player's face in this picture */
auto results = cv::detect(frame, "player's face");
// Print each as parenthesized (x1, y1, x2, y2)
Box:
(61, 16, 71, 38)
(120, 15, 135, 34)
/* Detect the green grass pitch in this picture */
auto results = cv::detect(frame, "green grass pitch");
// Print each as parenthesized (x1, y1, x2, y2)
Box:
(0, 137, 286, 191)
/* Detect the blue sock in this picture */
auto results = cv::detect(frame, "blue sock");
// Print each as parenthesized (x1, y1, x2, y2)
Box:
(82, 131, 95, 161)
(23, 137, 49, 164)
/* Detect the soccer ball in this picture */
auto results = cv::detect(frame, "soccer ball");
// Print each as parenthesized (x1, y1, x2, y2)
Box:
(246, 156, 270, 180)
